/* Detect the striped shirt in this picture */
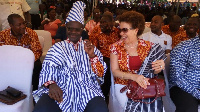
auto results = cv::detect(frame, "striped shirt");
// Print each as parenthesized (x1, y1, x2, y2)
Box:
(33, 38, 107, 112)
(169, 36, 200, 99)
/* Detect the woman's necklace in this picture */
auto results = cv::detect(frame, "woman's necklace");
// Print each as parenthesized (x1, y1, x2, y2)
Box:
(125, 42, 138, 49)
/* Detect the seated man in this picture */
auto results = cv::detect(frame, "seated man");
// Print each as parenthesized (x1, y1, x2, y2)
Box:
(162, 15, 184, 48)
(169, 33, 200, 111)
(89, 11, 120, 101)
(0, 14, 42, 90)
(140, 15, 172, 54)
(32, 1, 108, 112)
(172, 16, 199, 48)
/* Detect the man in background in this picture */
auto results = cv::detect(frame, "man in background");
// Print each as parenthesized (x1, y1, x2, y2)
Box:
(0, 0, 31, 31)
(0, 14, 42, 90)
(27, 0, 44, 30)
(90, 11, 120, 102)
(141, 15, 172, 54)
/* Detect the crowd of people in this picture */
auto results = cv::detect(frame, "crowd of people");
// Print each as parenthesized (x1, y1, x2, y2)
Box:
(0, 0, 199, 112)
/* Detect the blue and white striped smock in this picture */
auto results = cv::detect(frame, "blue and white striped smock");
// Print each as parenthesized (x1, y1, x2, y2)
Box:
(169, 36, 200, 99)
(33, 39, 107, 112)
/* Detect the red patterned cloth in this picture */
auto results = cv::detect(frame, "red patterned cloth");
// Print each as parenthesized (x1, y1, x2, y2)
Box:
(89, 26, 120, 58)
(162, 25, 185, 38)
(172, 31, 190, 48)
(110, 39, 152, 85)
(0, 27, 42, 61)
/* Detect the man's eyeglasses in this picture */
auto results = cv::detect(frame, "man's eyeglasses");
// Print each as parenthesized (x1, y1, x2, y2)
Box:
(118, 28, 134, 33)
(66, 27, 83, 32)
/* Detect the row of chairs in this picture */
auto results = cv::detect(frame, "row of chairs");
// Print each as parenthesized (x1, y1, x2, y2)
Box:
(0, 30, 199, 112)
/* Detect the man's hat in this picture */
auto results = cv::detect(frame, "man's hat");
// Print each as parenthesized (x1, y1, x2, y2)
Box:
(66, 1, 86, 25)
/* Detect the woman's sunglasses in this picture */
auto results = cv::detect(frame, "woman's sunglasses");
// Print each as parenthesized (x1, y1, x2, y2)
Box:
(118, 28, 134, 33)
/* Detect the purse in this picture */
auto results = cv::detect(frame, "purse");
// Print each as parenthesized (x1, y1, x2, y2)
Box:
(120, 78, 166, 104)
(0, 86, 27, 105)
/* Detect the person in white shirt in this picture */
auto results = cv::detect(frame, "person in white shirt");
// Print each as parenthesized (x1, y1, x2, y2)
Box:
(140, 15, 172, 54)
(0, 0, 31, 31)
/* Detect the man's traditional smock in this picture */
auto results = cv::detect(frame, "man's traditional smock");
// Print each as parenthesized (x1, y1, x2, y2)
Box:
(33, 38, 107, 112)
(169, 36, 200, 99)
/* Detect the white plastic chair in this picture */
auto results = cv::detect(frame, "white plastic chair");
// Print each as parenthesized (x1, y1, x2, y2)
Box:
(34, 30, 52, 62)
(38, 36, 44, 50)
(143, 26, 151, 34)
(0, 45, 35, 112)
(162, 53, 176, 112)
(108, 69, 124, 112)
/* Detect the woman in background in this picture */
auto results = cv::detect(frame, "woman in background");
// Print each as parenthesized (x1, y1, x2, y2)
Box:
(40, 7, 61, 44)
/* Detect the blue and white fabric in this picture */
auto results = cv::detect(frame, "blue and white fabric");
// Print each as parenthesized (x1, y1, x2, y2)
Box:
(124, 43, 166, 112)
(169, 36, 200, 99)
(32, 39, 107, 112)
(66, 1, 85, 25)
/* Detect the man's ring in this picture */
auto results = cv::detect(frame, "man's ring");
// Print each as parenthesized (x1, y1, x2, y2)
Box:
(160, 65, 162, 68)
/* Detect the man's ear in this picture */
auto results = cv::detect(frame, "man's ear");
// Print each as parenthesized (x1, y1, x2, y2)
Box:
(161, 22, 164, 27)
(9, 24, 13, 28)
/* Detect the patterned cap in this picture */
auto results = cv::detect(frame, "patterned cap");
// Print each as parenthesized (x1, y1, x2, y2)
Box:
(66, 1, 86, 25)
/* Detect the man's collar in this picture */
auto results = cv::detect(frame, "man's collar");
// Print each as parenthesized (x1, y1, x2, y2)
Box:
(9, 28, 28, 38)
(150, 30, 163, 37)
(66, 37, 82, 45)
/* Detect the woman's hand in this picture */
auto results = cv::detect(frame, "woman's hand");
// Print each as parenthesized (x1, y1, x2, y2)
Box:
(84, 39, 96, 58)
(41, 20, 49, 25)
(49, 83, 63, 103)
(135, 74, 150, 89)
(152, 59, 165, 74)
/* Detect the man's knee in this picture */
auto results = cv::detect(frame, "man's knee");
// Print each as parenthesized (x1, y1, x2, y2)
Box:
(33, 94, 62, 112)
(84, 96, 108, 112)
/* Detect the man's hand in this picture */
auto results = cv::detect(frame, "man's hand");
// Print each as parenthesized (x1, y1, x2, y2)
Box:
(84, 39, 95, 58)
(49, 83, 63, 103)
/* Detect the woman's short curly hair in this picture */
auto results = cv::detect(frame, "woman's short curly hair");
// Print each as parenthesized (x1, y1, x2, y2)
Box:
(119, 11, 145, 36)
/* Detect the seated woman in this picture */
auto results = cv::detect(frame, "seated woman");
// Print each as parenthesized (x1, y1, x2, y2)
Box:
(40, 7, 62, 44)
(110, 11, 166, 112)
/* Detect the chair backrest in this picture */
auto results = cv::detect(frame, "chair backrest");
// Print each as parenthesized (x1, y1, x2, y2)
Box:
(143, 26, 151, 34)
(162, 53, 176, 112)
(165, 53, 170, 79)
(108, 68, 124, 112)
(34, 30, 52, 53)
(143, 22, 151, 34)
(34, 30, 52, 62)
(38, 36, 44, 50)
(0, 45, 35, 112)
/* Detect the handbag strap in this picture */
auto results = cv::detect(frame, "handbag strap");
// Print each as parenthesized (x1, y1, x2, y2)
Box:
(120, 86, 128, 93)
